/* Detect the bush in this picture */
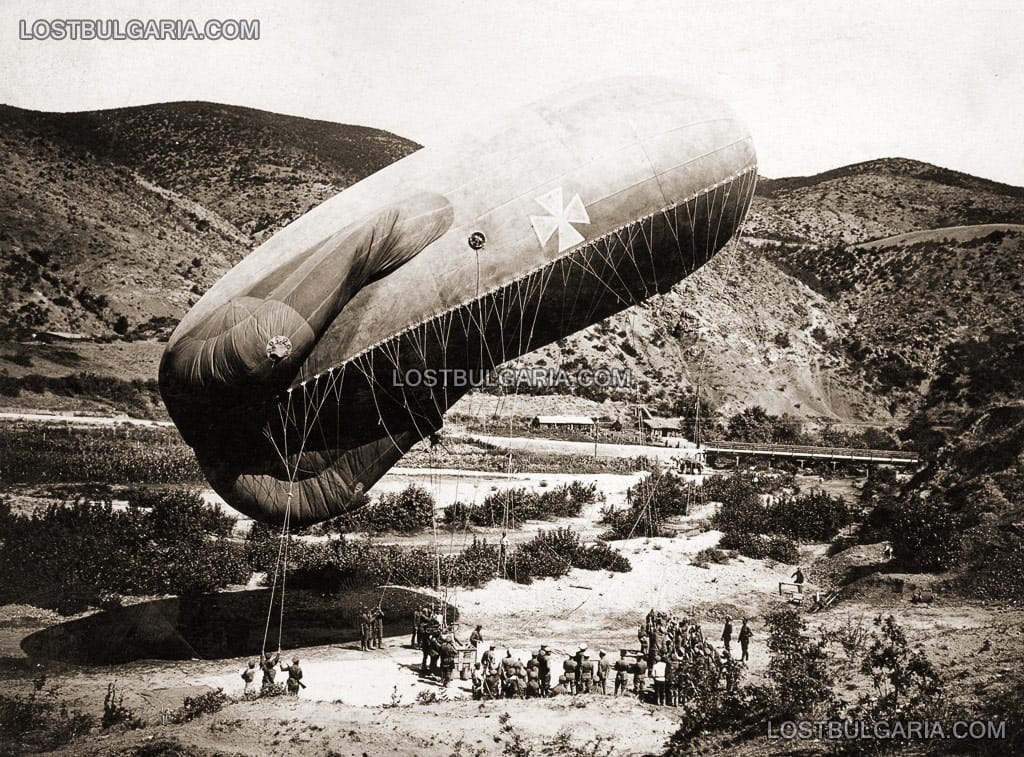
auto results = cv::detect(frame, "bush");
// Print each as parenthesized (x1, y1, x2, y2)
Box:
(890, 497, 962, 571)
(762, 608, 836, 720)
(0, 493, 250, 613)
(692, 547, 729, 568)
(167, 688, 228, 724)
(364, 485, 435, 533)
(719, 532, 799, 563)
(0, 689, 94, 751)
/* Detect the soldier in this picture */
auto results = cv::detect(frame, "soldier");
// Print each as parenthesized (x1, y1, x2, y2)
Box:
(372, 606, 384, 649)
(280, 656, 304, 696)
(240, 660, 257, 695)
(638, 623, 648, 659)
(792, 566, 805, 585)
(359, 607, 372, 652)
(652, 655, 667, 705)
(471, 662, 484, 699)
(420, 624, 433, 673)
(411, 607, 421, 647)
(596, 650, 610, 694)
(552, 673, 570, 696)
(481, 643, 497, 674)
(484, 662, 502, 699)
(574, 644, 588, 693)
(664, 653, 679, 706)
(428, 631, 441, 676)
(614, 651, 630, 696)
(469, 624, 483, 649)
(633, 655, 647, 697)
(738, 618, 752, 662)
(439, 634, 458, 686)
(259, 650, 280, 692)
(526, 653, 541, 698)
(537, 645, 551, 695)
(500, 650, 516, 697)
(721, 617, 733, 657)
(579, 652, 595, 694)
(562, 652, 578, 694)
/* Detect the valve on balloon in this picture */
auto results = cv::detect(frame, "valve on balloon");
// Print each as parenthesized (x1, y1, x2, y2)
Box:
(266, 335, 293, 361)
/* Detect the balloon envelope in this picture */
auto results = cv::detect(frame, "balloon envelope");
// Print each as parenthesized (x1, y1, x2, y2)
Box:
(160, 77, 757, 524)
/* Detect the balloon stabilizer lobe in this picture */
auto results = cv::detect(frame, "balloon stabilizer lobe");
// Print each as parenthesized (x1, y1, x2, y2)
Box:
(160, 78, 757, 525)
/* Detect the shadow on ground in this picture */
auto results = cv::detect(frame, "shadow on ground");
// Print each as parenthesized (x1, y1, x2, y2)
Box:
(21, 587, 456, 665)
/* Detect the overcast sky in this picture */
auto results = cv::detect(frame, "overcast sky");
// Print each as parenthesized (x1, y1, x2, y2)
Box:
(1, 0, 1021, 183)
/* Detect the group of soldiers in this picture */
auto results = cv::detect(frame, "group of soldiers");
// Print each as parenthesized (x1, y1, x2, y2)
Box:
(414, 605, 463, 686)
(240, 651, 305, 696)
(358, 605, 385, 651)
(458, 610, 756, 705)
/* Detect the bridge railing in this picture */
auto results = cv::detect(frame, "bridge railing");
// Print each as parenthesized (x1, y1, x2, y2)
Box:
(701, 440, 919, 462)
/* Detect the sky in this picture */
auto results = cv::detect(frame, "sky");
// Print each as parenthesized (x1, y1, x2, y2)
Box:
(1, 0, 1022, 183)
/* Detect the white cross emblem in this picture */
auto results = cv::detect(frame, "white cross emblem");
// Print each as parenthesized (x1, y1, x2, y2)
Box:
(530, 187, 590, 252)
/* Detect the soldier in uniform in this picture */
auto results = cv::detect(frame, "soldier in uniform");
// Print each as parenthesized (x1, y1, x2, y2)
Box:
(721, 617, 733, 657)
(439, 634, 458, 686)
(738, 618, 752, 662)
(481, 643, 497, 674)
(469, 624, 483, 649)
(280, 656, 304, 696)
(632, 655, 647, 697)
(579, 652, 595, 694)
(537, 645, 551, 695)
(372, 606, 384, 649)
(664, 653, 679, 706)
(596, 650, 611, 694)
(484, 662, 502, 699)
(260, 651, 280, 692)
(613, 651, 630, 696)
(562, 653, 578, 695)
(411, 607, 421, 647)
(240, 660, 257, 695)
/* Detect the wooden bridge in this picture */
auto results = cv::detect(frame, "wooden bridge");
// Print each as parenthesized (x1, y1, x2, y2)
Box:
(700, 440, 919, 466)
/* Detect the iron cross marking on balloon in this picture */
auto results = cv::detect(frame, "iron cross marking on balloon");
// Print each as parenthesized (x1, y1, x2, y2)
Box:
(530, 187, 590, 252)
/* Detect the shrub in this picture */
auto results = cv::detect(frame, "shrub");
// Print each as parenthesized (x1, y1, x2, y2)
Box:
(719, 532, 799, 563)
(0, 493, 249, 613)
(692, 547, 729, 568)
(0, 689, 94, 751)
(890, 497, 962, 571)
(167, 688, 229, 724)
(364, 485, 435, 533)
(762, 608, 836, 720)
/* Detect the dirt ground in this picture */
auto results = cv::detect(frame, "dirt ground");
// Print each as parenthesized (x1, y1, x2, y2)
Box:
(2, 468, 1021, 756)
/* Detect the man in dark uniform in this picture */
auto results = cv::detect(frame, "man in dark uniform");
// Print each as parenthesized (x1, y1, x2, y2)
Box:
(439, 634, 458, 686)
(721, 617, 733, 657)
(537, 645, 551, 695)
(579, 652, 595, 694)
(664, 653, 679, 706)
(614, 651, 630, 696)
(420, 623, 433, 673)
(739, 618, 752, 662)
(260, 651, 280, 692)
(372, 607, 384, 649)
(596, 650, 610, 694)
(633, 655, 647, 697)
(469, 625, 483, 650)
(481, 643, 496, 674)
(280, 656, 304, 696)
(562, 653, 578, 695)
(411, 607, 421, 647)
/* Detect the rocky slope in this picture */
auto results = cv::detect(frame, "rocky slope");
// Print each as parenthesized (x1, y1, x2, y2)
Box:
(2, 102, 1022, 426)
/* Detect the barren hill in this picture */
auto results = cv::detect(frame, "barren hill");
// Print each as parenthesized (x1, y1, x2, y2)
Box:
(1, 105, 1022, 427)
(0, 102, 419, 338)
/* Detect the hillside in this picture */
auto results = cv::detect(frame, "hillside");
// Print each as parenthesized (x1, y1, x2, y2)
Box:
(1, 104, 1022, 427)
(0, 103, 419, 338)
